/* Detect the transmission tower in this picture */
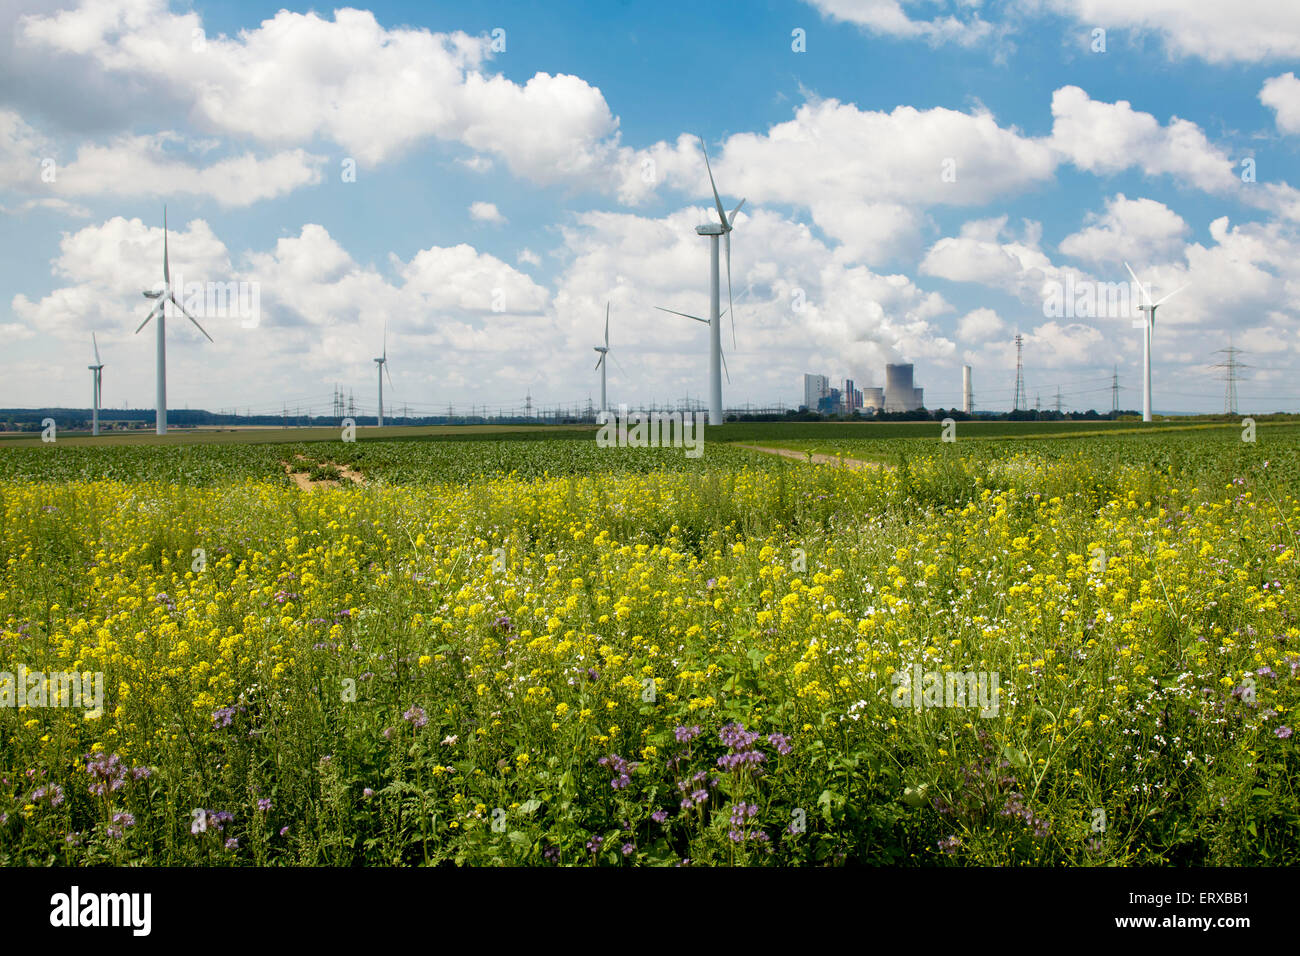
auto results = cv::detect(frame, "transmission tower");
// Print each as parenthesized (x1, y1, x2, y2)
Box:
(1111, 365, 1119, 414)
(1053, 386, 1063, 414)
(1013, 333, 1027, 411)
(1211, 338, 1247, 415)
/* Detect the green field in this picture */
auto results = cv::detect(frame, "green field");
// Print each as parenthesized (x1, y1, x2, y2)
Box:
(1, 421, 1296, 865)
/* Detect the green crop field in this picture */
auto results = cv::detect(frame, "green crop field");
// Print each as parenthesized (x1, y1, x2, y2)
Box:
(1, 421, 1296, 865)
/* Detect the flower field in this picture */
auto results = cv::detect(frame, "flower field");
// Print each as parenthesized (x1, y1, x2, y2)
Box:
(1, 426, 1297, 865)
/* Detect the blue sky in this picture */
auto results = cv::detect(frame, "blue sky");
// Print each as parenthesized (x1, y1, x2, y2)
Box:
(2, 0, 1299, 416)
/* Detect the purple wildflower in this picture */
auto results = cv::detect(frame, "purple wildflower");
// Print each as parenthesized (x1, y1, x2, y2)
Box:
(599, 754, 635, 790)
(84, 752, 127, 796)
(767, 733, 793, 756)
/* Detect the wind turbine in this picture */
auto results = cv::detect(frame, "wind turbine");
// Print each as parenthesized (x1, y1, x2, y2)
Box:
(88, 333, 104, 437)
(593, 302, 611, 412)
(374, 326, 392, 427)
(135, 206, 213, 435)
(1124, 262, 1187, 423)
(657, 136, 744, 426)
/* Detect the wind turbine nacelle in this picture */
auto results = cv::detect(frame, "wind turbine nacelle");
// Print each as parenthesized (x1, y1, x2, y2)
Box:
(695, 223, 725, 236)
(143, 288, 164, 299)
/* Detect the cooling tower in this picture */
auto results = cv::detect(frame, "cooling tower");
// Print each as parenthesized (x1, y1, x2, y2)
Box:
(913, 387, 923, 408)
(863, 387, 884, 410)
(962, 365, 972, 414)
(885, 363, 915, 412)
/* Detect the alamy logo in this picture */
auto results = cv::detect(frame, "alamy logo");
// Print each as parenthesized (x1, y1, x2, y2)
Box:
(0, 664, 103, 717)
(165, 271, 261, 328)
(891, 663, 1000, 717)
(1041, 275, 1139, 320)
(595, 404, 707, 458)
(49, 886, 151, 936)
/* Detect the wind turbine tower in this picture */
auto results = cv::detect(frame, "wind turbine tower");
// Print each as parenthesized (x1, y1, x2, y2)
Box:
(593, 302, 612, 412)
(88, 334, 104, 436)
(136, 206, 213, 435)
(656, 137, 744, 426)
(1125, 262, 1187, 423)
(374, 326, 391, 427)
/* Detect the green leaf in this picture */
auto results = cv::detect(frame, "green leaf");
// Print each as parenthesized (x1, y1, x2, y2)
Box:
(902, 785, 929, 808)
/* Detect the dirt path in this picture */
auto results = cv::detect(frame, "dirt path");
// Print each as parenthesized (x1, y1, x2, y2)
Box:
(736, 444, 886, 471)
(281, 455, 368, 490)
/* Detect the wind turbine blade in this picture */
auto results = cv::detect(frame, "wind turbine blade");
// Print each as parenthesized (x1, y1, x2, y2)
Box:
(135, 304, 160, 334)
(594, 354, 604, 371)
(170, 293, 214, 342)
(383, 323, 387, 362)
(698, 136, 730, 231)
(1153, 283, 1188, 307)
(655, 306, 709, 325)
(92, 332, 101, 366)
(385, 361, 393, 389)
(163, 205, 170, 287)
(724, 231, 735, 349)
(605, 302, 610, 348)
(1123, 261, 1151, 306)
(720, 347, 731, 385)
(728, 198, 745, 226)
(611, 353, 628, 378)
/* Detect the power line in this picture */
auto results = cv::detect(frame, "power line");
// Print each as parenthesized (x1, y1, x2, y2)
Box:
(1013, 333, 1026, 412)
(1210, 338, 1249, 415)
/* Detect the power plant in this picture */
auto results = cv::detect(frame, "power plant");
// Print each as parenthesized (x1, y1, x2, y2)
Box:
(885, 363, 922, 412)
(800, 364, 925, 413)
(803, 374, 830, 411)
